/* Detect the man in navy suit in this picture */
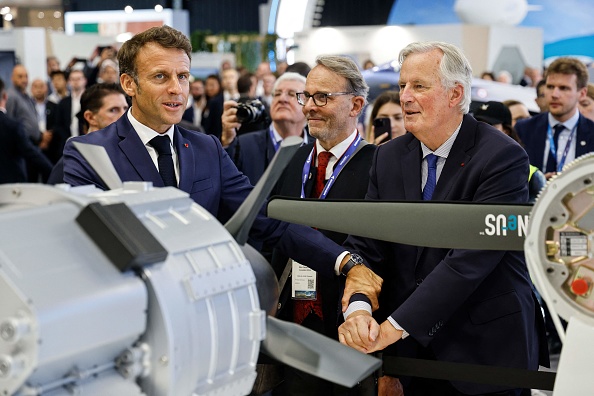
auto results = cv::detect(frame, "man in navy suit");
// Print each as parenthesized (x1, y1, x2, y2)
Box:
(339, 42, 548, 395)
(62, 26, 381, 305)
(221, 72, 310, 186)
(516, 57, 594, 179)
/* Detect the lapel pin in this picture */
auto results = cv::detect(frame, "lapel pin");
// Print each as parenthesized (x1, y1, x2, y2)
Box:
(460, 162, 465, 167)
(581, 141, 586, 146)
(184, 143, 189, 148)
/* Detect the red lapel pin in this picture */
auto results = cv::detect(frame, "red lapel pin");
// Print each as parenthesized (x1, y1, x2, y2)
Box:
(184, 143, 189, 148)
(460, 162, 465, 167)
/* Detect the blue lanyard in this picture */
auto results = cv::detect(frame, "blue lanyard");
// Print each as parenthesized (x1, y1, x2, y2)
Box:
(548, 123, 577, 172)
(269, 128, 281, 152)
(300, 134, 362, 199)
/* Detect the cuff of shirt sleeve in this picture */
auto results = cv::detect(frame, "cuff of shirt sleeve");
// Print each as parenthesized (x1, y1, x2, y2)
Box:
(343, 301, 372, 320)
(387, 316, 409, 339)
(335, 251, 350, 275)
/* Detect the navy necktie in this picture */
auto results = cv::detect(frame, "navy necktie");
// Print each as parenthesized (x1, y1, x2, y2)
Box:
(150, 135, 177, 187)
(545, 124, 566, 173)
(423, 154, 438, 200)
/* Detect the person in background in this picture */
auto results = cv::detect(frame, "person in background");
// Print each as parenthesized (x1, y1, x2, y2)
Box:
(286, 62, 311, 77)
(221, 72, 308, 186)
(46, 56, 61, 94)
(53, 69, 87, 164)
(0, 77, 53, 184)
(474, 101, 545, 203)
(516, 57, 594, 179)
(182, 78, 207, 130)
(47, 83, 129, 185)
(30, 78, 59, 172)
(578, 83, 594, 122)
(362, 59, 375, 70)
(480, 71, 496, 81)
(503, 99, 531, 127)
(535, 79, 548, 113)
(496, 70, 513, 84)
(365, 91, 406, 144)
(261, 72, 277, 107)
(97, 59, 119, 84)
(6, 64, 45, 146)
(48, 71, 69, 105)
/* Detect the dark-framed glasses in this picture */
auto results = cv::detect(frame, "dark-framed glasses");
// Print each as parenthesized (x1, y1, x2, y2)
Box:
(295, 91, 355, 106)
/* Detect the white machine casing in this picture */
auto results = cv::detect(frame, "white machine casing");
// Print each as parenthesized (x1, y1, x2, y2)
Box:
(0, 183, 265, 396)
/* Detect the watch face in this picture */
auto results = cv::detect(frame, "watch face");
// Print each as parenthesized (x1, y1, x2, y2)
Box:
(350, 253, 364, 264)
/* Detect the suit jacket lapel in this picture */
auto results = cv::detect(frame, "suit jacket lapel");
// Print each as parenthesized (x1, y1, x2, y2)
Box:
(174, 128, 195, 193)
(116, 116, 163, 186)
(402, 138, 422, 200)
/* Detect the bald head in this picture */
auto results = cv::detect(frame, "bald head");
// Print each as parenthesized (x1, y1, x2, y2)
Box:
(31, 78, 48, 102)
(12, 65, 28, 93)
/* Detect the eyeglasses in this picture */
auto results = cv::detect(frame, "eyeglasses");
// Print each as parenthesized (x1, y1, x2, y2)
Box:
(296, 91, 355, 107)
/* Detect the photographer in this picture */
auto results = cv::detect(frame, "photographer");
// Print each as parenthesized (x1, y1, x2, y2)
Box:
(221, 72, 308, 185)
(234, 72, 271, 135)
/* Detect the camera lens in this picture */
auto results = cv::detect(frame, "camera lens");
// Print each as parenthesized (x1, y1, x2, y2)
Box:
(236, 100, 265, 124)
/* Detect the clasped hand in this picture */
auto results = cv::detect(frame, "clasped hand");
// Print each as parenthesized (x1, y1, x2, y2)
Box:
(338, 311, 402, 354)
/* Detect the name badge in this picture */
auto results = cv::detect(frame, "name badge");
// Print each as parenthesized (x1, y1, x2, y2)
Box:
(291, 260, 317, 300)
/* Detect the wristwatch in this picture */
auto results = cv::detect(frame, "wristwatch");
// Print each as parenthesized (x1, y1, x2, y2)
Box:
(340, 253, 364, 276)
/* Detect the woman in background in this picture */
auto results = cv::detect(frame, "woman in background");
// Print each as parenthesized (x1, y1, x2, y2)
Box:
(365, 91, 406, 145)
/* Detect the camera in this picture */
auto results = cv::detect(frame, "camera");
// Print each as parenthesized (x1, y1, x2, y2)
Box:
(236, 100, 266, 124)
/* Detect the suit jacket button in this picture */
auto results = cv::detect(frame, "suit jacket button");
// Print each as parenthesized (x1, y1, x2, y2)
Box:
(416, 278, 423, 286)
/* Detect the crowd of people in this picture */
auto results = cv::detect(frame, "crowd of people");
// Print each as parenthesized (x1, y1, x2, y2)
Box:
(4, 24, 594, 395)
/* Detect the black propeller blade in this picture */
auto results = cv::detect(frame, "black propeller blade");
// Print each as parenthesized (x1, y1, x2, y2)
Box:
(268, 198, 532, 251)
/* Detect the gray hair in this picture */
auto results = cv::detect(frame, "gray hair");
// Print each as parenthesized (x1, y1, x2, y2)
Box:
(399, 41, 472, 114)
(315, 55, 369, 105)
(273, 71, 306, 92)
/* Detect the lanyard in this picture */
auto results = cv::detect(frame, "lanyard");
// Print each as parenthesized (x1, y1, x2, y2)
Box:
(548, 123, 577, 172)
(300, 134, 362, 199)
(269, 128, 281, 152)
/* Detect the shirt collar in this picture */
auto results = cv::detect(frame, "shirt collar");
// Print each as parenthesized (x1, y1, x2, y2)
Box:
(548, 109, 580, 131)
(421, 121, 463, 160)
(127, 108, 175, 146)
(270, 124, 309, 145)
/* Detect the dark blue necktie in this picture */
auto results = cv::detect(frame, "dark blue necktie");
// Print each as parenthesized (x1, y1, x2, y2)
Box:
(545, 124, 566, 173)
(423, 153, 438, 200)
(150, 135, 177, 187)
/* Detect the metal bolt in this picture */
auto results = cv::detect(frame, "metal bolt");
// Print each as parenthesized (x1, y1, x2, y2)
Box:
(0, 324, 14, 341)
(0, 358, 11, 377)
(159, 355, 169, 366)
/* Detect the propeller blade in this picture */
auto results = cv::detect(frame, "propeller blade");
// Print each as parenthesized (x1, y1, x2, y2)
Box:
(225, 136, 303, 245)
(72, 141, 123, 190)
(267, 198, 532, 251)
(262, 316, 381, 387)
(240, 244, 279, 316)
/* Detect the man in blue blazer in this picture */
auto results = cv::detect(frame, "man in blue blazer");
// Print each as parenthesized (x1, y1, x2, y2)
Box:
(62, 26, 382, 304)
(516, 57, 594, 179)
(339, 42, 548, 395)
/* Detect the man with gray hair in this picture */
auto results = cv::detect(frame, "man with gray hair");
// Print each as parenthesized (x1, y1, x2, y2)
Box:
(270, 55, 381, 395)
(339, 42, 548, 395)
(221, 71, 309, 185)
